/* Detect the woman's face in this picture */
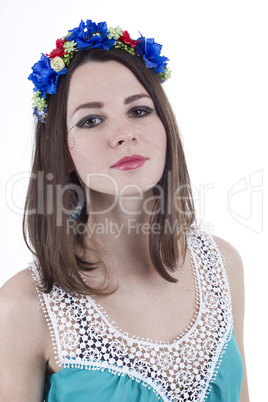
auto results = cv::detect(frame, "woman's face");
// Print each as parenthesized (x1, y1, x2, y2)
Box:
(66, 60, 167, 200)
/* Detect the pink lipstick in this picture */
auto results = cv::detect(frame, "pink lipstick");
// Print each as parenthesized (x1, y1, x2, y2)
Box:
(111, 154, 147, 171)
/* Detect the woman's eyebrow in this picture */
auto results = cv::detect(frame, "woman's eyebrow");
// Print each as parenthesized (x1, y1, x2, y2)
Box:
(72, 102, 103, 116)
(72, 94, 151, 116)
(124, 93, 151, 105)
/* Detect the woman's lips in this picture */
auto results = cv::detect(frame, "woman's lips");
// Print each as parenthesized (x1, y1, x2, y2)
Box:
(111, 155, 147, 171)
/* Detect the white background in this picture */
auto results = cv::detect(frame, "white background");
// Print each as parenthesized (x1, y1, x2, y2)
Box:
(0, 1, 267, 400)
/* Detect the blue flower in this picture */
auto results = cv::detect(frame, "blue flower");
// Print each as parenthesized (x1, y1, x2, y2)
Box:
(28, 19, 171, 123)
(33, 106, 47, 123)
(28, 53, 67, 97)
(136, 36, 169, 74)
(67, 19, 115, 51)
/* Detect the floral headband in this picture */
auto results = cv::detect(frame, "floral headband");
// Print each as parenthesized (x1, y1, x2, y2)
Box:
(28, 19, 171, 123)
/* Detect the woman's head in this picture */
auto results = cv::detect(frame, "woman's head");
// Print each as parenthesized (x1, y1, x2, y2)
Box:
(66, 58, 167, 202)
(24, 24, 196, 295)
(35, 48, 186, 213)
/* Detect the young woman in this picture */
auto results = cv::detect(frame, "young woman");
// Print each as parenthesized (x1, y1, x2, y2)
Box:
(0, 19, 249, 401)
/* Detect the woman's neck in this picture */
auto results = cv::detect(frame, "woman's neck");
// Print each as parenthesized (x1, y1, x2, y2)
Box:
(82, 189, 157, 278)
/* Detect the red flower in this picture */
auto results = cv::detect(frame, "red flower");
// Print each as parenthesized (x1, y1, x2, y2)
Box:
(47, 39, 68, 59)
(119, 31, 139, 48)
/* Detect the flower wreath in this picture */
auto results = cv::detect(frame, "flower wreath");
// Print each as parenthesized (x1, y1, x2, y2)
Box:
(28, 19, 171, 123)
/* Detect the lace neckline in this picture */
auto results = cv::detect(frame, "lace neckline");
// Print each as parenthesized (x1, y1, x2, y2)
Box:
(86, 239, 202, 348)
(29, 230, 234, 402)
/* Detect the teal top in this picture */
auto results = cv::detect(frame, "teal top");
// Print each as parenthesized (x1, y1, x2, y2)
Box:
(45, 330, 243, 401)
(30, 231, 243, 401)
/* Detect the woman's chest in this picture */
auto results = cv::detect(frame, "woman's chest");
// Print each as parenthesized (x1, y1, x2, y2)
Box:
(92, 277, 196, 343)
(90, 247, 197, 343)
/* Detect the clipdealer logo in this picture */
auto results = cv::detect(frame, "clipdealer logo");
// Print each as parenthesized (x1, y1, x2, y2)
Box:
(5, 169, 264, 233)
(227, 170, 263, 233)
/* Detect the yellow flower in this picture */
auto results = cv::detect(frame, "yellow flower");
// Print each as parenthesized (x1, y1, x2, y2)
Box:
(50, 56, 65, 72)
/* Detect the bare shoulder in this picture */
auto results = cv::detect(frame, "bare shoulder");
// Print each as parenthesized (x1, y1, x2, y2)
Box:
(212, 234, 244, 287)
(0, 267, 46, 351)
(1, 267, 37, 294)
(0, 269, 47, 401)
(212, 234, 245, 338)
(0, 268, 40, 316)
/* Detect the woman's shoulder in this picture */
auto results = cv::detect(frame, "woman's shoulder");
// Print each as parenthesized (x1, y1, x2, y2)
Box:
(211, 234, 245, 328)
(212, 234, 244, 281)
(0, 267, 42, 329)
(188, 229, 244, 278)
(0, 266, 49, 358)
(0, 268, 49, 399)
(187, 229, 245, 295)
(0, 267, 37, 303)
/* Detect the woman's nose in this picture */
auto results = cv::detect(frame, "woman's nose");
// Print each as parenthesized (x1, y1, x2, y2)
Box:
(109, 120, 138, 147)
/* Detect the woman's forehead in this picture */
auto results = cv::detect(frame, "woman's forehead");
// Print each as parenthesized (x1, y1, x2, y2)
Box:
(67, 60, 150, 112)
(70, 60, 145, 90)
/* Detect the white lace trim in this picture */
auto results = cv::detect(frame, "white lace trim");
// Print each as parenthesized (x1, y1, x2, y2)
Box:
(29, 230, 233, 402)
(87, 246, 202, 348)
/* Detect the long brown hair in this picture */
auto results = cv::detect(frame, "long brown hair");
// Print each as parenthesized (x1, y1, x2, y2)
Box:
(23, 48, 196, 295)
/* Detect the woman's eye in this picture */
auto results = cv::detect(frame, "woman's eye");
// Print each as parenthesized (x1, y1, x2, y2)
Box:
(129, 107, 153, 118)
(76, 115, 103, 128)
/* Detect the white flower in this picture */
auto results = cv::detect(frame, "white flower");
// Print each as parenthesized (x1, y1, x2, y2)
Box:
(50, 56, 65, 72)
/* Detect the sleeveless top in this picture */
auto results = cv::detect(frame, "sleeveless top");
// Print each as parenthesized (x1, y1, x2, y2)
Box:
(29, 231, 243, 401)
